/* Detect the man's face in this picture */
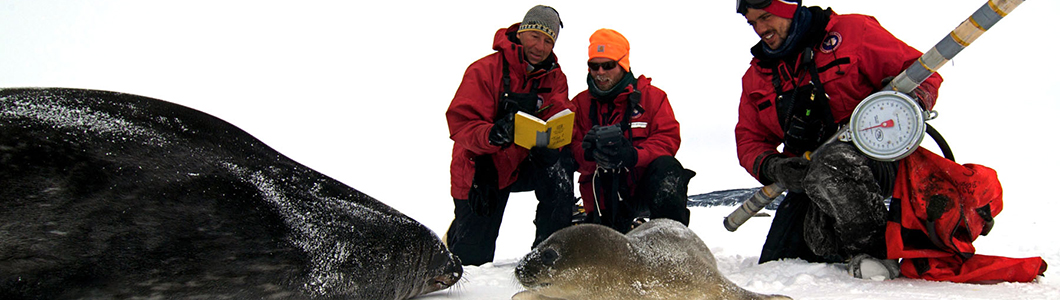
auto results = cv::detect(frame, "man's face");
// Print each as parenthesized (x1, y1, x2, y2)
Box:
(518, 31, 555, 65)
(588, 57, 624, 91)
(744, 8, 792, 50)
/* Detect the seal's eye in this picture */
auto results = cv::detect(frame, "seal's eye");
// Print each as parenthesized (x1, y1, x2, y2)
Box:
(541, 248, 559, 266)
(428, 249, 449, 270)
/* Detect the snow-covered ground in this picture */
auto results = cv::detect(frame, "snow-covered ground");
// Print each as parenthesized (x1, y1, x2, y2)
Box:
(416, 204, 1060, 299)
(3, 1, 1059, 299)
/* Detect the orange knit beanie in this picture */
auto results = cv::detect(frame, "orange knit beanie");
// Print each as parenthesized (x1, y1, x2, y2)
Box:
(588, 28, 630, 72)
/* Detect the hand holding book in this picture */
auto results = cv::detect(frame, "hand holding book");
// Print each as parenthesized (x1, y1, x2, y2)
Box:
(513, 108, 574, 149)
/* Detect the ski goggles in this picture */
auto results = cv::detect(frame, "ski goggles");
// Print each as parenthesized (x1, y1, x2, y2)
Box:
(736, 0, 773, 14)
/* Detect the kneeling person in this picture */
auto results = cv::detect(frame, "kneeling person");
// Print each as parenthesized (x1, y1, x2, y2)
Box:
(572, 28, 695, 233)
(444, 5, 576, 266)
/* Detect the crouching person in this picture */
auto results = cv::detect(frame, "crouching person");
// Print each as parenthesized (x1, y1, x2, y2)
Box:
(444, 5, 576, 266)
(571, 28, 695, 233)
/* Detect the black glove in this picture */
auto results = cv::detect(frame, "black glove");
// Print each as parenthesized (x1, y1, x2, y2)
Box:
(468, 184, 498, 217)
(593, 136, 637, 170)
(581, 126, 599, 162)
(488, 114, 515, 146)
(763, 155, 809, 193)
(529, 146, 560, 169)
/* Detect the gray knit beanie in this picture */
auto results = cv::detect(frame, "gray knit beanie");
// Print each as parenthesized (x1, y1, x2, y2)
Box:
(518, 5, 563, 42)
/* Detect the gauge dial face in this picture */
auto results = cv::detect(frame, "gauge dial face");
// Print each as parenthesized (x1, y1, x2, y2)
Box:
(849, 91, 925, 161)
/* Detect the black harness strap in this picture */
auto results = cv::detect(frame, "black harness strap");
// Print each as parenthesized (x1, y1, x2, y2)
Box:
(588, 80, 642, 227)
(770, 48, 837, 154)
(497, 52, 542, 121)
(770, 67, 785, 98)
(818, 57, 851, 74)
(804, 49, 828, 106)
(502, 53, 511, 97)
(803, 48, 837, 132)
(588, 80, 640, 141)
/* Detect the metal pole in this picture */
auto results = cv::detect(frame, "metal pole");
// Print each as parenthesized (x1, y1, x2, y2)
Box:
(889, 0, 1024, 93)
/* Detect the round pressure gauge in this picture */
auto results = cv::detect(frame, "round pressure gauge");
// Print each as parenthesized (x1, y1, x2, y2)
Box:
(842, 91, 931, 161)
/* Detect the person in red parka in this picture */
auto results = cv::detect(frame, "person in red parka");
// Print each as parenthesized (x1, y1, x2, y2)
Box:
(571, 28, 695, 234)
(735, 0, 942, 279)
(444, 5, 576, 266)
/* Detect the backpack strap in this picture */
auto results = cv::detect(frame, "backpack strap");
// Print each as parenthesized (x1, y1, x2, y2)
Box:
(803, 48, 835, 126)
(621, 86, 641, 141)
(772, 48, 838, 154)
(496, 52, 542, 121)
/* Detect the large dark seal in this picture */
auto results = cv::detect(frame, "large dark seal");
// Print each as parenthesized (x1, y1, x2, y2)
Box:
(513, 219, 790, 300)
(0, 88, 461, 299)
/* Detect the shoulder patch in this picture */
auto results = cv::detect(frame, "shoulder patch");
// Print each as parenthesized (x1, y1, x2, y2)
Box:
(631, 107, 644, 119)
(820, 32, 843, 53)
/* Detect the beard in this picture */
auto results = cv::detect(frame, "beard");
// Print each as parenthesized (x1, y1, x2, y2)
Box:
(593, 74, 615, 91)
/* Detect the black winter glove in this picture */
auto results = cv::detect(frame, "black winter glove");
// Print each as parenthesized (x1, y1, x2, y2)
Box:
(581, 126, 599, 162)
(529, 146, 561, 169)
(488, 113, 515, 146)
(593, 136, 637, 170)
(763, 155, 810, 193)
(468, 185, 498, 217)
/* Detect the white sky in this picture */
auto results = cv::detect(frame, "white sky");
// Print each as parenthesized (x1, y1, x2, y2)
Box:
(2, 0, 1058, 241)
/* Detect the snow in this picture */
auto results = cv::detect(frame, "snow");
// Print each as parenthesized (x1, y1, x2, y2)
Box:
(2, 0, 1060, 299)
(416, 206, 1060, 299)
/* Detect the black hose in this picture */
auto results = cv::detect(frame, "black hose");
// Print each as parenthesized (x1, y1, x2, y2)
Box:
(925, 123, 955, 161)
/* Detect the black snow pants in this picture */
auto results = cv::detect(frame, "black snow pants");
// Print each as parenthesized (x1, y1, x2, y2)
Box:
(590, 156, 696, 234)
(759, 142, 897, 264)
(446, 153, 575, 266)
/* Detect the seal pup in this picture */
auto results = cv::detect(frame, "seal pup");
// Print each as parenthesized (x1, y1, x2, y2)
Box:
(0, 88, 461, 299)
(513, 218, 791, 300)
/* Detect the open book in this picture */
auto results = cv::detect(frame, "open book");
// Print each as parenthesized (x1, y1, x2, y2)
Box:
(513, 108, 574, 149)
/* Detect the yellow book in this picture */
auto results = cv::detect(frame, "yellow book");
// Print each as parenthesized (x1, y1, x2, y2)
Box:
(513, 108, 574, 149)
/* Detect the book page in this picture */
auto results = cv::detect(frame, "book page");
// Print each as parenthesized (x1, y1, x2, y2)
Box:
(513, 109, 573, 149)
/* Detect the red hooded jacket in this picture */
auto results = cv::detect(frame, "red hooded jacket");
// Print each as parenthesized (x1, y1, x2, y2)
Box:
(446, 24, 572, 199)
(572, 76, 680, 211)
(736, 11, 943, 182)
(886, 148, 1046, 283)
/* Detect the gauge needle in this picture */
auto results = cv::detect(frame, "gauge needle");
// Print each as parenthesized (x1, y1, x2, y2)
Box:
(860, 119, 894, 131)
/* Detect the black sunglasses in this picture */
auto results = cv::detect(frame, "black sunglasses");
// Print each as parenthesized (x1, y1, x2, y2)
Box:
(736, 0, 772, 14)
(587, 61, 618, 71)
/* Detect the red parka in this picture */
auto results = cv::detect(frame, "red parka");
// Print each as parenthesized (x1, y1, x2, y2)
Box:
(446, 24, 572, 199)
(572, 76, 680, 211)
(887, 148, 1047, 283)
(736, 11, 943, 182)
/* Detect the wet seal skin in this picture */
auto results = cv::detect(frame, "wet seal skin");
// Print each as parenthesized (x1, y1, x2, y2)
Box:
(0, 88, 461, 299)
